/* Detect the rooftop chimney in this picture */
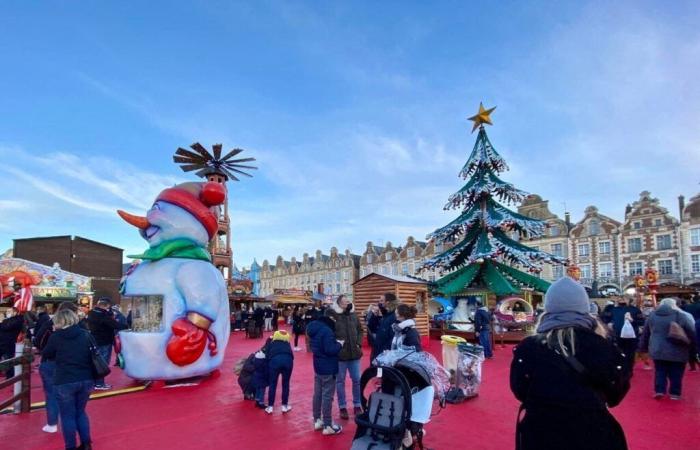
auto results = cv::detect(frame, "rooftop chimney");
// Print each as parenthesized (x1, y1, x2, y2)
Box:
(564, 212, 571, 230)
(679, 195, 685, 221)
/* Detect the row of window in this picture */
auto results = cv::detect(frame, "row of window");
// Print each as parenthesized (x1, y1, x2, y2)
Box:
(366, 246, 422, 263)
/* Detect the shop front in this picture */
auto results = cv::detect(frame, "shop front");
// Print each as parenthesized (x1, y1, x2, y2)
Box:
(0, 257, 92, 314)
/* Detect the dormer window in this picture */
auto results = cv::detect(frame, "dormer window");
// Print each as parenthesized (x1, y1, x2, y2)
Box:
(367, 254, 373, 263)
(407, 247, 415, 258)
(386, 253, 392, 261)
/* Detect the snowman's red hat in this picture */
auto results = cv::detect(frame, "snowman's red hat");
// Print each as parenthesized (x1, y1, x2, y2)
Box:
(156, 181, 226, 239)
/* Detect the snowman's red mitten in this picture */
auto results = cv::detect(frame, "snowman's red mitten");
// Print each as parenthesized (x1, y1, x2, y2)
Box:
(166, 313, 216, 366)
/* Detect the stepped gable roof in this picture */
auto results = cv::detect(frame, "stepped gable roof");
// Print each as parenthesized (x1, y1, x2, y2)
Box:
(684, 193, 700, 220)
(569, 205, 621, 238)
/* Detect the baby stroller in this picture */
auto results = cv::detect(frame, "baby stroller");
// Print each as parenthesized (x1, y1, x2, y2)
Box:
(246, 319, 262, 339)
(235, 353, 257, 400)
(352, 353, 442, 450)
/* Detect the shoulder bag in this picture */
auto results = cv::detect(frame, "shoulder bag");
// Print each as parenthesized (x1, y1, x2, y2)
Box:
(85, 331, 112, 379)
(667, 313, 690, 346)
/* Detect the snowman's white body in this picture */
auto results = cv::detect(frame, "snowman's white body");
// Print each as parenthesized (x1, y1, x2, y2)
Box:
(119, 257, 229, 380)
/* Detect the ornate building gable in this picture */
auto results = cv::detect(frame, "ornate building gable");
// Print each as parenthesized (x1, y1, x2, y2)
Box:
(380, 241, 401, 263)
(622, 191, 679, 230)
(361, 241, 384, 265)
(620, 192, 681, 285)
(518, 194, 569, 240)
(313, 249, 330, 270)
(570, 206, 621, 239)
(683, 193, 700, 225)
(398, 236, 427, 260)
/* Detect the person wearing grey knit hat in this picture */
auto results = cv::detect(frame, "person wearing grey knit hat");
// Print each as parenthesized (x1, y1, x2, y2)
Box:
(511, 276, 631, 450)
(537, 276, 598, 333)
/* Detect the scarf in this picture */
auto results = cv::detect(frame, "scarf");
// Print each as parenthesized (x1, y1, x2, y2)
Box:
(536, 311, 597, 333)
(128, 238, 211, 262)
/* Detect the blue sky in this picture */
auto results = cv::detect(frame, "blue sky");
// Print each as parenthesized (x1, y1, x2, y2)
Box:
(1, 1, 699, 267)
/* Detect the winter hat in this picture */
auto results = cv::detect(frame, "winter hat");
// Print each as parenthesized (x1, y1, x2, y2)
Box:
(543, 276, 590, 315)
(272, 330, 290, 342)
(156, 182, 226, 239)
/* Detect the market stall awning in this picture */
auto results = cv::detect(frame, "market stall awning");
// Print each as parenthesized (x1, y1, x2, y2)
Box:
(265, 294, 310, 305)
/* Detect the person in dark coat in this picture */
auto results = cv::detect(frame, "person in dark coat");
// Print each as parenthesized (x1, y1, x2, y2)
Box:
(291, 307, 305, 351)
(42, 309, 95, 450)
(253, 307, 265, 332)
(371, 292, 399, 361)
(474, 300, 493, 358)
(86, 299, 127, 389)
(606, 297, 644, 374)
(510, 277, 630, 450)
(272, 308, 280, 331)
(252, 338, 271, 409)
(33, 306, 51, 339)
(307, 316, 343, 435)
(391, 304, 422, 351)
(365, 304, 382, 350)
(0, 308, 24, 379)
(325, 295, 364, 420)
(265, 330, 294, 414)
(35, 301, 80, 434)
(303, 302, 323, 352)
(639, 297, 697, 399)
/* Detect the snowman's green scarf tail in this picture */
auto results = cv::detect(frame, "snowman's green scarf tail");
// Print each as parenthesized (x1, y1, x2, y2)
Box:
(128, 238, 211, 262)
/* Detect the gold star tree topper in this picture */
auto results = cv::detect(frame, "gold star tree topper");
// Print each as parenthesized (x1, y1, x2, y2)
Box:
(468, 102, 496, 132)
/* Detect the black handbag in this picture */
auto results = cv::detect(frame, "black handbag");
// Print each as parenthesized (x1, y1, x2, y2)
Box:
(86, 332, 112, 379)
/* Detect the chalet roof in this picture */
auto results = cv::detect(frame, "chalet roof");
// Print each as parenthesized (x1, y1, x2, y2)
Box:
(353, 272, 428, 285)
(14, 235, 124, 252)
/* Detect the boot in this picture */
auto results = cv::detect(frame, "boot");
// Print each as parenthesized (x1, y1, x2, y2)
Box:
(339, 407, 349, 420)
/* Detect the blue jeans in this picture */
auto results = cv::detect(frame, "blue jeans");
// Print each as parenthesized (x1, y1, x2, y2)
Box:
(95, 344, 112, 386)
(313, 374, 336, 426)
(268, 357, 293, 407)
(654, 360, 685, 396)
(56, 380, 93, 449)
(39, 361, 59, 426)
(336, 358, 361, 408)
(255, 386, 266, 404)
(479, 330, 493, 358)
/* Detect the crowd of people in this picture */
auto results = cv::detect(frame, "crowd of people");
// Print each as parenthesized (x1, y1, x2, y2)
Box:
(0, 297, 130, 449)
(511, 278, 699, 450)
(2, 282, 699, 449)
(241, 292, 424, 436)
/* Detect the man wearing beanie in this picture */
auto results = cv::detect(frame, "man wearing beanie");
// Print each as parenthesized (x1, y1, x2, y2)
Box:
(510, 276, 631, 450)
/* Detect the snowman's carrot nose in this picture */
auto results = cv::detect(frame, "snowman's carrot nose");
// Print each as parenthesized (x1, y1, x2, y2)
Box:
(117, 210, 150, 229)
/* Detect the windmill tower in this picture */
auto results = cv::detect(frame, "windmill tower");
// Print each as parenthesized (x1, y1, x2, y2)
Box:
(172, 143, 256, 283)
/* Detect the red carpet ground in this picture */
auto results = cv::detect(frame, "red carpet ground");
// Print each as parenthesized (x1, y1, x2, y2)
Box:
(1, 329, 698, 450)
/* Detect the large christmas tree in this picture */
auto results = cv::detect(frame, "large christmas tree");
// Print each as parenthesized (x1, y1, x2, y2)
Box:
(422, 104, 566, 296)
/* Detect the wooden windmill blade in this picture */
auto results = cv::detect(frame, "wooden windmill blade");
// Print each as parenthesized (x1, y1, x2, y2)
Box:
(227, 167, 254, 177)
(212, 144, 223, 160)
(190, 142, 212, 158)
(178, 163, 205, 172)
(227, 157, 256, 163)
(220, 167, 240, 181)
(225, 164, 257, 170)
(220, 148, 243, 161)
(173, 155, 205, 165)
(175, 147, 208, 162)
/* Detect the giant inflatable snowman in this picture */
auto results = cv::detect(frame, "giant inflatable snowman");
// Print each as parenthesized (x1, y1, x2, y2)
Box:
(116, 181, 230, 380)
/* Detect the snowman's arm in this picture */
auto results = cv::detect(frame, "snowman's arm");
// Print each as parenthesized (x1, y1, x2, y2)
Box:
(165, 261, 225, 366)
(174, 261, 224, 323)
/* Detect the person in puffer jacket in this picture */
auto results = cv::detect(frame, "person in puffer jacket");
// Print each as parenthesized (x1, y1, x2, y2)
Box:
(307, 316, 343, 435)
(265, 330, 294, 414)
(325, 295, 363, 420)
